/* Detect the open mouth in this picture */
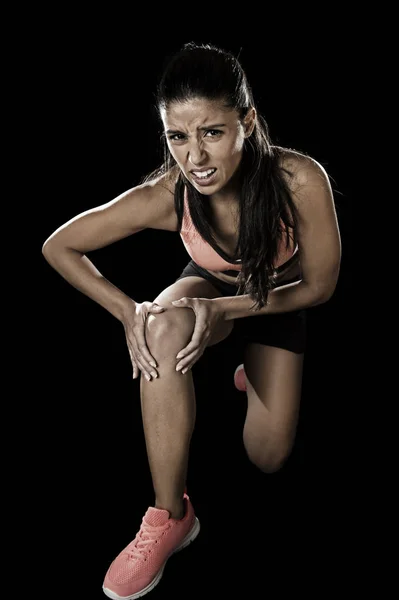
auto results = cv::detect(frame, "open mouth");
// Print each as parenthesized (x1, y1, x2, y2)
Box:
(190, 168, 217, 186)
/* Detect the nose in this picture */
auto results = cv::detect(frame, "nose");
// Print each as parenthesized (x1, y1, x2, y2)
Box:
(188, 141, 207, 167)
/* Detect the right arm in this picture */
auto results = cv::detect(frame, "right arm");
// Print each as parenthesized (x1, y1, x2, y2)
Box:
(42, 178, 176, 381)
(42, 179, 175, 321)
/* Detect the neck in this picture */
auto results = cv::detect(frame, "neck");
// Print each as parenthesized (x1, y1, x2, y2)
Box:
(210, 165, 242, 205)
(209, 192, 239, 207)
(210, 179, 240, 207)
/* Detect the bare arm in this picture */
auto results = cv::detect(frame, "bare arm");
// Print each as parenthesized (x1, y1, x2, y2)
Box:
(42, 179, 175, 321)
(213, 155, 342, 319)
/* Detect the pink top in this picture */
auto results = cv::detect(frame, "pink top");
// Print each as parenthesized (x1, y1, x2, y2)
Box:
(179, 190, 297, 274)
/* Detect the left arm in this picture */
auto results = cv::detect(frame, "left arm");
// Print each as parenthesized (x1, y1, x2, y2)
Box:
(213, 156, 342, 320)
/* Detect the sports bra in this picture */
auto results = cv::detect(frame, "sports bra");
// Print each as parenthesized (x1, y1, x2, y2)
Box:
(179, 189, 297, 277)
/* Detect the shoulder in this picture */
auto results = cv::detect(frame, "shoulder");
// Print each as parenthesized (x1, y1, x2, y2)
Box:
(138, 166, 180, 231)
(272, 147, 335, 223)
(144, 164, 179, 195)
(273, 146, 331, 193)
(272, 146, 333, 214)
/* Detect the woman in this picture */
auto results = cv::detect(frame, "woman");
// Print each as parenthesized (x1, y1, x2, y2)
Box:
(42, 42, 341, 600)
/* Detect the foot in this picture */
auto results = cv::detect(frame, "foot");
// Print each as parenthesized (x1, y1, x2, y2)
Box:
(102, 493, 200, 599)
(234, 364, 247, 392)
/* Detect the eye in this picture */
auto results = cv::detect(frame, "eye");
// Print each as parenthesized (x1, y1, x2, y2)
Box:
(168, 133, 186, 142)
(167, 129, 223, 143)
(205, 129, 222, 137)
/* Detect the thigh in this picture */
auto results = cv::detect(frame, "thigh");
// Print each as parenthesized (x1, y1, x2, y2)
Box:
(233, 310, 307, 354)
(244, 343, 304, 444)
(153, 276, 234, 347)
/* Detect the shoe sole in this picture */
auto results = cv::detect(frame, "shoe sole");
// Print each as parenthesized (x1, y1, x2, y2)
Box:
(102, 516, 201, 600)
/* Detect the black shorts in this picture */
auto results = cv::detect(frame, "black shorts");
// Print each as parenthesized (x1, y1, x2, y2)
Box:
(175, 260, 306, 354)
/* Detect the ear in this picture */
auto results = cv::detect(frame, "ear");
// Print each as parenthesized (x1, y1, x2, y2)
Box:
(243, 107, 256, 138)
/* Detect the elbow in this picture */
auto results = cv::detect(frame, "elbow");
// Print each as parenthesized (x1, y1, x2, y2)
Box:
(42, 237, 73, 264)
(42, 232, 57, 256)
(42, 239, 53, 261)
(313, 276, 339, 305)
(42, 238, 59, 262)
(304, 261, 341, 307)
(42, 239, 51, 256)
(316, 286, 336, 305)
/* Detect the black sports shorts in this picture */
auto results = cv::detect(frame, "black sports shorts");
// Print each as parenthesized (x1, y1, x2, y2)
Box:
(175, 260, 306, 354)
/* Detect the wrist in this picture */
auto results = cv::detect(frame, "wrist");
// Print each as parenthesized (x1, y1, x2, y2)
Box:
(119, 297, 137, 323)
(211, 297, 229, 321)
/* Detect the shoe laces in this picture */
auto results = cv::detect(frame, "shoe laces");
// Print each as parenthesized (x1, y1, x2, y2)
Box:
(128, 519, 170, 561)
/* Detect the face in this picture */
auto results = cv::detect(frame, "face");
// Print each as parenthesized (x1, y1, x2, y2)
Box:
(161, 98, 254, 197)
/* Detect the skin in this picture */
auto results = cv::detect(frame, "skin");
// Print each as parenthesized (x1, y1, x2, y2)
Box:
(43, 96, 341, 524)
(161, 98, 255, 205)
(161, 99, 301, 286)
(141, 99, 340, 518)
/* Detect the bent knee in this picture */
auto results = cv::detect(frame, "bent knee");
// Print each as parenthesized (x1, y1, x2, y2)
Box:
(246, 443, 293, 474)
(145, 306, 195, 342)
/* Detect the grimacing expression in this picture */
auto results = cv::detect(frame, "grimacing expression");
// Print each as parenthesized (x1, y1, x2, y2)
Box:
(161, 99, 254, 195)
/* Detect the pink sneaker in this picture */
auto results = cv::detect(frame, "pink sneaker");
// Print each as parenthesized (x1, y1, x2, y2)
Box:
(102, 492, 200, 599)
(234, 364, 247, 392)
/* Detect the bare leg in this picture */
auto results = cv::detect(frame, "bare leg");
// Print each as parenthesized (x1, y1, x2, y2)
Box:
(243, 343, 304, 473)
(140, 307, 197, 519)
(138, 276, 234, 519)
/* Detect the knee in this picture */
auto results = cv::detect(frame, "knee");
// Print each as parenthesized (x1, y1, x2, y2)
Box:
(245, 441, 292, 474)
(145, 306, 195, 346)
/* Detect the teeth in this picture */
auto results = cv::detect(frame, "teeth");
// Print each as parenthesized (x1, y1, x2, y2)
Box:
(192, 168, 216, 178)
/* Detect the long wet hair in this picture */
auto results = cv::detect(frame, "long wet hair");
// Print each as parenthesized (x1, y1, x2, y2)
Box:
(144, 42, 301, 310)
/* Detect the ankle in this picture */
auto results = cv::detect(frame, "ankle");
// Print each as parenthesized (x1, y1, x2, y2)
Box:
(155, 499, 184, 520)
(170, 507, 184, 520)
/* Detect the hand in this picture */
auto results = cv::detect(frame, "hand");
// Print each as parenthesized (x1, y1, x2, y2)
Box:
(122, 301, 165, 381)
(171, 297, 224, 374)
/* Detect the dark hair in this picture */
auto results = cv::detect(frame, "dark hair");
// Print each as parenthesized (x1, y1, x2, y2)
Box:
(145, 42, 301, 310)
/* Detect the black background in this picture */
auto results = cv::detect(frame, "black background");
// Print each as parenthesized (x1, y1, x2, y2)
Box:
(34, 18, 354, 600)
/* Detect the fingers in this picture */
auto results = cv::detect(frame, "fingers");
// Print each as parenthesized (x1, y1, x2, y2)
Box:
(131, 358, 139, 380)
(175, 324, 209, 373)
(127, 345, 140, 380)
(124, 302, 166, 382)
(176, 319, 209, 363)
(150, 305, 165, 313)
(129, 327, 158, 382)
(129, 302, 209, 381)
(133, 341, 159, 382)
(176, 347, 205, 374)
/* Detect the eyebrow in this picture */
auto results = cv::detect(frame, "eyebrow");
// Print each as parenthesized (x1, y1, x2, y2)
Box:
(166, 123, 226, 134)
